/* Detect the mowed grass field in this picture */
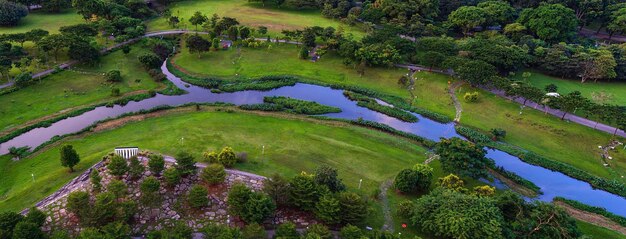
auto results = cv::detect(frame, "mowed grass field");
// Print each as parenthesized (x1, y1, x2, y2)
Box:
(173, 43, 626, 184)
(0, 46, 161, 133)
(147, 0, 365, 38)
(0, 109, 434, 214)
(513, 71, 626, 106)
(0, 10, 83, 34)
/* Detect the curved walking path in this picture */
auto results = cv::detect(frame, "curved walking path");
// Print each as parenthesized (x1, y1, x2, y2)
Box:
(448, 81, 463, 123)
(378, 179, 394, 232)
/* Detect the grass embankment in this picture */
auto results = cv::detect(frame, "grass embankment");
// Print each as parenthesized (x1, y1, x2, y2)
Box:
(577, 220, 626, 238)
(147, 0, 364, 38)
(513, 71, 626, 106)
(0, 45, 162, 133)
(0, 10, 83, 34)
(0, 108, 469, 217)
(173, 42, 626, 185)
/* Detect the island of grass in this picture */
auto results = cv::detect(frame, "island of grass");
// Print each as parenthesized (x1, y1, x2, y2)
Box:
(146, 0, 365, 38)
(0, 10, 83, 34)
(240, 96, 341, 114)
(0, 44, 164, 133)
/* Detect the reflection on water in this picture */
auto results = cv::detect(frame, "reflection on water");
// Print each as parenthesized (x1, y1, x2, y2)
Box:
(1, 62, 625, 216)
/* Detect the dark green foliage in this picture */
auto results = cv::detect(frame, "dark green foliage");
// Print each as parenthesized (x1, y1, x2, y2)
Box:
(338, 192, 367, 225)
(393, 169, 420, 193)
(343, 91, 418, 122)
(11, 221, 45, 239)
(24, 208, 46, 227)
(107, 179, 127, 199)
(289, 174, 319, 211)
(454, 125, 492, 144)
(128, 156, 145, 179)
(228, 182, 252, 216)
(140, 176, 161, 206)
(60, 144, 80, 172)
(201, 163, 226, 185)
(490, 128, 506, 141)
(263, 96, 342, 115)
(148, 153, 165, 175)
(274, 222, 299, 239)
(175, 151, 197, 176)
(435, 137, 492, 179)
(217, 146, 237, 168)
(0, 211, 23, 235)
(138, 52, 163, 69)
(66, 191, 90, 218)
(339, 225, 363, 239)
(100, 222, 130, 239)
(300, 47, 310, 59)
(186, 34, 211, 56)
(105, 70, 122, 82)
(305, 224, 332, 239)
(411, 189, 504, 239)
(242, 223, 266, 239)
(187, 184, 210, 208)
(240, 192, 275, 223)
(263, 173, 292, 207)
(110, 88, 121, 97)
(0, 1, 28, 26)
(202, 223, 242, 239)
(92, 192, 117, 226)
(314, 165, 345, 192)
(544, 84, 558, 93)
(490, 166, 541, 194)
(107, 155, 128, 178)
(314, 193, 341, 225)
(396, 200, 414, 218)
(517, 4, 578, 43)
(14, 72, 31, 88)
(8, 146, 29, 159)
(163, 167, 181, 187)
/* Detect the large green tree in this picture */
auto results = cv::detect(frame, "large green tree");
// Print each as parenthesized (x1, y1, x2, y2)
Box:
(447, 6, 487, 35)
(517, 4, 578, 42)
(435, 137, 491, 179)
(60, 144, 80, 172)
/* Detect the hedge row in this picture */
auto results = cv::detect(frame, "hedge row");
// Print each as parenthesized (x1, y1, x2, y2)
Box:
(218, 76, 298, 92)
(343, 91, 418, 122)
(239, 103, 284, 112)
(490, 165, 542, 195)
(264, 96, 341, 114)
(454, 125, 492, 144)
(553, 197, 626, 227)
(348, 118, 436, 148)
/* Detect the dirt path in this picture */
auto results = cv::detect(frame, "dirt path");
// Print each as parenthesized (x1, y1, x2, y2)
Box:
(379, 179, 394, 232)
(555, 201, 626, 235)
(448, 81, 463, 123)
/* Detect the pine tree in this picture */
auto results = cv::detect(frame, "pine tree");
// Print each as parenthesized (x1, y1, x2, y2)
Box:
(315, 193, 341, 224)
(128, 156, 145, 180)
(175, 152, 196, 176)
(89, 169, 102, 192)
(107, 155, 129, 178)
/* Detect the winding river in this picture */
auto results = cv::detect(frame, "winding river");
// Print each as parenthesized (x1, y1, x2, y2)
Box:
(2, 62, 626, 217)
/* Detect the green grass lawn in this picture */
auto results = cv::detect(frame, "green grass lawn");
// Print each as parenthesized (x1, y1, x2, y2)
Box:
(146, 0, 365, 38)
(577, 220, 626, 239)
(0, 46, 161, 132)
(513, 71, 626, 106)
(0, 10, 84, 34)
(0, 108, 433, 213)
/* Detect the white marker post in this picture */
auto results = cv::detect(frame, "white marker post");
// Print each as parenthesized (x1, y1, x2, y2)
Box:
(31, 173, 35, 182)
(358, 179, 362, 189)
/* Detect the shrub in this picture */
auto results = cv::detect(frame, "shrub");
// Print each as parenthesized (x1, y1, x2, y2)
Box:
(455, 125, 491, 144)
(187, 184, 210, 209)
(289, 174, 319, 211)
(203, 151, 219, 163)
(463, 91, 479, 102)
(315, 193, 341, 224)
(435, 137, 491, 179)
(110, 88, 121, 96)
(218, 147, 237, 167)
(89, 169, 102, 192)
(263, 173, 291, 207)
(201, 163, 226, 185)
(397, 200, 414, 218)
(275, 222, 299, 238)
(24, 208, 46, 227)
(11, 221, 45, 239)
(14, 72, 32, 88)
(242, 223, 266, 239)
(100, 222, 130, 239)
(140, 176, 161, 206)
(128, 156, 145, 179)
(92, 192, 116, 225)
(0, 1, 28, 26)
(263, 96, 342, 115)
(339, 225, 363, 239)
(412, 163, 433, 191)
(175, 151, 197, 176)
(163, 168, 181, 187)
(167, 221, 193, 239)
(490, 128, 507, 141)
(66, 191, 90, 218)
(107, 179, 127, 199)
(105, 70, 122, 82)
(107, 155, 128, 178)
(438, 174, 466, 192)
(138, 52, 162, 69)
(338, 192, 367, 225)
(393, 169, 420, 193)
(148, 154, 165, 175)
(305, 224, 332, 239)
(473, 185, 496, 197)
(227, 182, 252, 216)
(202, 223, 242, 238)
(314, 165, 346, 192)
(299, 47, 309, 59)
(0, 211, 23, 235)
(240, 192, 276, 223)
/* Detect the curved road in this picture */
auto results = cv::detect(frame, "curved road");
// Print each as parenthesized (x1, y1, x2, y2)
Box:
(3, 31, 624, 137)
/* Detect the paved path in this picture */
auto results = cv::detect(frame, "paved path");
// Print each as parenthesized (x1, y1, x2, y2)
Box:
(378, 180, 394, 232)
(448, 81, 463, 123)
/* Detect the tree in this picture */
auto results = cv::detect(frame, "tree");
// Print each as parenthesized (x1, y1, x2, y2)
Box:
(72, 0, 106, 19)
(227, 25, 239, 40)
(187, 184, 209, 208)
(242, 223, 266, 239)
(212, 38, 220, 50)
(140, 176, 161, 206)
(438, 174, 466, 192)
(545, 84, 558, 93)
(14, 72, 32, 88)
(90, 169, 102, 192)
(12, 221, 44, 239)
(227, 182, 252, 216)
(447, 6, 486, 35)
(239, 26, 251, 39)
(0, 211, 23, 236)
(68, 39, 100, 64)
(66, 191, 90, 218)
(302, 27, 316, 47)
(189, 11, 208, 31)
(411, 189, 504, 239)
(107, 155, 128, 178)
(315, 193, 341, 225)
(435, 137, 491, 179)
(60, 23, 98, 37)
(60, 144, 80, 172)
(163, 167, 181, 187)
(299, 47, 309, 59)
(128, 156, 145, 179)
(393, 169, 420, 193)
(338, 192, 367, 225)
(0, 56, 11, 81)
(339, 225, 363, 239)
(258, 26, 268, 35)
(218, 146, 237, 168)
(274, 222, 299, 238)
(451, 59, 497, 87)
(201, 163, 226, 185)
(263, 173, 291, 207)
(517, 4, 578, 43)
(105, 70, 122, 82)
(477, 1, 515, 26)
(412, 163, 433, 191)
(305, 224, 332, 239)
(175, 151, 197, 176)
(186, 34, 211, 57)
(314, 165, 345, 192)
(37, 34, 68, 61)
(580, 49, 617, 83)
(554, 91, 590, 120)
(289, 174, 319, 211)
(240, 192, 276, 223)
(355, 43, 401, 67)
(0, 1, 28, 26)
(107, 179, 127, 199)
(148, 153, 165, 175)
(138, 52, 162, 69)
(41, 0, 71, 13)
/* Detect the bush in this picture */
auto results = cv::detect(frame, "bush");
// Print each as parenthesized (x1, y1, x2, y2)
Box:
(24, 208, 46, 227)
(14, 72, 32, 88)
(242, 223, 266, 239)
(305, 224, 332, 239)
(92, 192, 116, 225)
(201, 163, 226, 185)
(263, 96, 342, 115)
(0, 1, 28, 26)
(110, 88, 121, 96)
(240, 192, 275, 223)
(107, 155, 128, 178)
(202, 151, 219, 163)
(315, 193, 341, 224)
(236, 152, 248, 163)
(187, 184, 210, 209)
(274, 222, 299, 238)
(455, 125, 491, 144)
(128, 156, 145, 179)
(105, 70, 122, 82)
(218, 146, 237, 168)
(66, 191, 90, 218)
(339, 225, 363, 239)
(175, 151, 197, 176)
(138, 52, 162, 69)
(397, 200, 414, 218)
(140, 176, 161, 206)
(11, 221, 45, 239)
(0, 211, 23, 236)
(228, 182, 252, 216)
(163, 167, 181, 187)
(107, 179, 127, 199)
(412, 163, 433, 191)
(202, 223, 242, 238)
(490, 128, 507, 141)
(289, 174, 319, 211)
(148, 154, 165, 175)
(338, 192, 367, 225)
(314, 165, 345, 192)
(263, 173, 291, 207)
(393, 169, 420, 193)
(463, 91, 479, 102)
(90, 169, 102, 192)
